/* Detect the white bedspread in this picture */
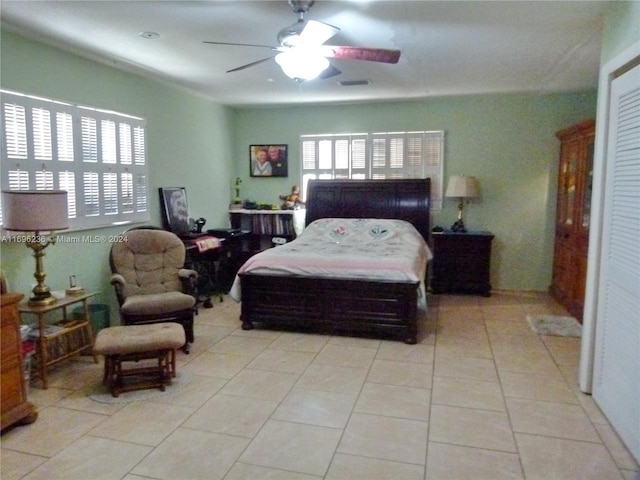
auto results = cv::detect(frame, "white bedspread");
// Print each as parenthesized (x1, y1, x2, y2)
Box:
(230, 218, 432, 306)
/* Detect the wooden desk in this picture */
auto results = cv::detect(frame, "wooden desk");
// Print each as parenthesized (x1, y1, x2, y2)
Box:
(19, 293, 98, 389)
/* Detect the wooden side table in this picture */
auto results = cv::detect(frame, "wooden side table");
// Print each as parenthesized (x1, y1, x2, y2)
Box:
(1, 293, 38, 430)
(430, 231, 494, 296)
(19, 293, 99, 389)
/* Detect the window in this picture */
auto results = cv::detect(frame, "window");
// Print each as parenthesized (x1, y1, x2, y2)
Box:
(0, 90, 149, 230)
(300, 130, 444, 209)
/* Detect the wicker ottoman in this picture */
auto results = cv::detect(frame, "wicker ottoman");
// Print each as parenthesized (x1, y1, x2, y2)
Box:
(93, 323, 185, 397)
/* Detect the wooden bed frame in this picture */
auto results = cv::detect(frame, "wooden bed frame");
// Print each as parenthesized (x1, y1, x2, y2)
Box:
(239, 178, 431, 344)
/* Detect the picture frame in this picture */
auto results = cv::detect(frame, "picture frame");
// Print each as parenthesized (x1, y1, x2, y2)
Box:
(159, 187, 190, 234)
(250, 144, 288, 177)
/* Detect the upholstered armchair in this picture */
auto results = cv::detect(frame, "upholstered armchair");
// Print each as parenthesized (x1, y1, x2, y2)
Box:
(110, 227, 197, 353)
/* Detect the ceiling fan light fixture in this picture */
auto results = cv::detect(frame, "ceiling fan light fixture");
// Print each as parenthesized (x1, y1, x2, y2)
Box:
(275, 49, 329, 81)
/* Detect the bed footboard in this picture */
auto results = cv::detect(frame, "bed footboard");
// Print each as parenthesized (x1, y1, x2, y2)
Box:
(240, 274, 419, 344)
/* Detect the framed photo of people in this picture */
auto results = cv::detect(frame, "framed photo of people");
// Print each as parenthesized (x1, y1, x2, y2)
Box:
(250, 144, 288, 177)
(159, 187, 190, 234)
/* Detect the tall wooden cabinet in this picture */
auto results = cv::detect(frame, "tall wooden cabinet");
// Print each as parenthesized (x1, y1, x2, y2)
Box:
(1, 293, 38, 431)
(550, 119, 595, 321)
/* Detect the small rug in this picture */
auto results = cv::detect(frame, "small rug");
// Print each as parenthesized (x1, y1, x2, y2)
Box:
(527, 315, 582, 337)
(87, 371, 194, 404)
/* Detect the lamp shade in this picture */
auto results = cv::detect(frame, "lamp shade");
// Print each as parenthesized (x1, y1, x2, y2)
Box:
(445, 175, 479, 198)
(2, 190, 69, 231)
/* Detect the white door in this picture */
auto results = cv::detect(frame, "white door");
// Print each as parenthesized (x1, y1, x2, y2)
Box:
(592, 61, 640, 463)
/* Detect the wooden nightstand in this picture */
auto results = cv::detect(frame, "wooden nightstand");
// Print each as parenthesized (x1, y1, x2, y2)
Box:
(430, 231, 494, 296)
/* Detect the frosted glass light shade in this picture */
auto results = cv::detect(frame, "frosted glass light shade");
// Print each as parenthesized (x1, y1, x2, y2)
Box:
(275, 49, 329, 81)
(2, 190, 69, 232)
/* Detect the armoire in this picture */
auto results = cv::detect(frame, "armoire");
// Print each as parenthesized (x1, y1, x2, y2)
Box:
(549, 118, 595, 321)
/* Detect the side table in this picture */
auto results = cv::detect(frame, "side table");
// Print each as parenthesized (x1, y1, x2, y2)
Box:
(19, 293, 99, 389)
(431, 231, 494, 296)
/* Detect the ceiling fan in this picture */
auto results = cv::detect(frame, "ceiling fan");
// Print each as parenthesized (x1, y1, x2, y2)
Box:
(203, 0, 401, 82)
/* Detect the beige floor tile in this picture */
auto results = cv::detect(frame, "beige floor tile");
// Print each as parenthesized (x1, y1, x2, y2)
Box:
(432, 375, 505, 411)
(542, 336, 582, 366)
(433, 352, 499, 382)
(183, 351, 254, 379)
(295, 364, 367, 395)
(326, 453, 424, 479)
(435, 338, 493, 359)
(594, 423, 640, 472)
(268, 332, 329, 352)
(425, 442, 523, 480)
(238, 419, 342, 477)
(151, 374, 227, 408)
(0, 449, 47, 480)
(494, 349, 562, 375)
(499, 370, 578, 404)
(337, 413, 428, 465)
(0, 406, 107, 457)
(132, 427, 250, 480)
(516, 433, 623, 480)
(219, 368, 299, 401)
(354, 382, 430, 421)
(54, 388, 128, 415)
(272, 387, 357, 428)
(27, 386, 74, 408)
(506, 397, 600, 442)
(327, 335, 381, 349)
(489, 333, 547, 353)
(88, 401, 194, 446)
(366, 358, 432, 388)
(313, 344, 376, 369)
(485, 317, 535, 336)
(20, 436, 152, 480)
(376, 341, 435, 364)
(429, 404, 516, 453)
(209, 334, 274, 357)
(247, 348, 316, 374)
(225, 462, 321, 479)
(183, 393, 277, 437)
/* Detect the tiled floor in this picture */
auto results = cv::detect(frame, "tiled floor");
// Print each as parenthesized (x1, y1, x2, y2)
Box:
(2, 292, 638, 480)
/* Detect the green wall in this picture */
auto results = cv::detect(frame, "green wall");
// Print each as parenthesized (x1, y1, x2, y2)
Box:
(0, 27, 599, 314)
(0, 31, 235, 320)
(232, 91, 597, 290)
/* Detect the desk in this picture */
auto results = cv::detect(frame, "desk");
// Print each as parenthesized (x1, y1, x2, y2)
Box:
(181, 235, 224, 306)
(19, 293, 98, 389)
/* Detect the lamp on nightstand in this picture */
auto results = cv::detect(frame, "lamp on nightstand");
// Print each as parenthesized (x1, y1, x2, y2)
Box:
(2, 190, 69, 306)
(445, 175, 479, 233)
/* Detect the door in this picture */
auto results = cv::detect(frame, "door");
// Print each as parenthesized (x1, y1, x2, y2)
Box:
(592, 61, 640, 463)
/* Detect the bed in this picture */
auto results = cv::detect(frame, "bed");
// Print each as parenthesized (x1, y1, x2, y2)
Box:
(232, 178, 431, 344)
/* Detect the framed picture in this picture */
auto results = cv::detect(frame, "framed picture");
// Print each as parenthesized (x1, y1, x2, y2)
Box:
(250, 144, 288, 177)
(159, 187, 190, 234)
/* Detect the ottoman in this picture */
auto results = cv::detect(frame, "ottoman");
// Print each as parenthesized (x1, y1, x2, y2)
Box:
(93, 323, 185, 397)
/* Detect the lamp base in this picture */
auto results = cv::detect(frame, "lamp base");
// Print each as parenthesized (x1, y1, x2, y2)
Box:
(450, 219, 467, 233)
(28, 293, 56, 307)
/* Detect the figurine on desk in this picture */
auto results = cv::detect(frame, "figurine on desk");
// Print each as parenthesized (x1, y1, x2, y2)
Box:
(279, 185, 305, 210)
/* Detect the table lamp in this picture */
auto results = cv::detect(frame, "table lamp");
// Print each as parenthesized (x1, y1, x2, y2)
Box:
(445, 175, 479, 233)
(2, 190, 69, 306)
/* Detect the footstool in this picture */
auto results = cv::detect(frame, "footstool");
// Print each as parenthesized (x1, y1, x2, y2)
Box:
(93, 323, 186, 397)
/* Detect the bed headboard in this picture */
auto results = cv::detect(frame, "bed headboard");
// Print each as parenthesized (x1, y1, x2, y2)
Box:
(305, 178, 431, 241)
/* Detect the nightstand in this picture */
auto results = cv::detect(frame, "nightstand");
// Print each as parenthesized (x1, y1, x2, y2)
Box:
(430, 231, 494, 296)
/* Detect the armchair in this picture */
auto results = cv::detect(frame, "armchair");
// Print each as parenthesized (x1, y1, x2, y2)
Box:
(110, 227, 197, 353)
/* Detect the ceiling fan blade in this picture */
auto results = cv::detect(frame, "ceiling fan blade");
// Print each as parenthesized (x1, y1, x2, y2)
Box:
(204, 40, 277, 50)
(326, 46, 401, 64)
(226, 56, 275, 73)
(318, 64, 341, 79)
(299, 19, 339, 45)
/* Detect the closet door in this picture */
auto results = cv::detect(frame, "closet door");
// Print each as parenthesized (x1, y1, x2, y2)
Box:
(592, 61, 640, 463)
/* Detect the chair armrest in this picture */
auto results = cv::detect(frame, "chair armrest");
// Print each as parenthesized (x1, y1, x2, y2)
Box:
(178, 268, 198, 296)
(110, 273, 126, 287)
(179, 268, 198, 280)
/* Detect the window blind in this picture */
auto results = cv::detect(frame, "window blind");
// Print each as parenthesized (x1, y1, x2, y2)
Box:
(0, 90, 149, 230)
